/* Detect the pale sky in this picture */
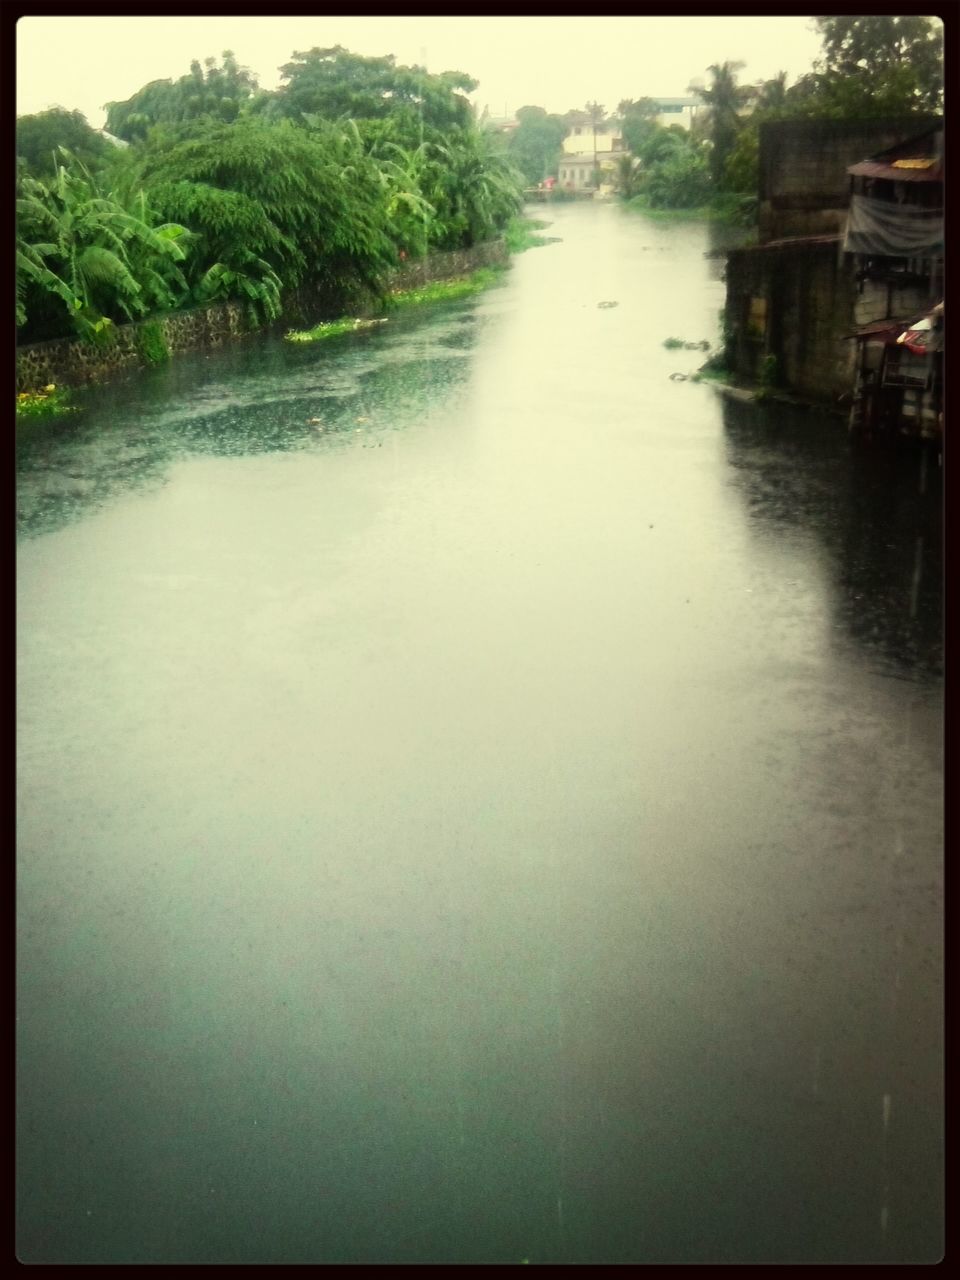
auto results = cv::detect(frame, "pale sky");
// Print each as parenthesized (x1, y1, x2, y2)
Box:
(17, 15, 826, 129)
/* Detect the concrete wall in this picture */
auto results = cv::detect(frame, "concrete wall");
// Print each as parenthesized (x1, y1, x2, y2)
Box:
(725, 238, 859, 404)
(758, 117, 940, 243)
(16, 301, 249, 395)
(17, 240, 509, 394)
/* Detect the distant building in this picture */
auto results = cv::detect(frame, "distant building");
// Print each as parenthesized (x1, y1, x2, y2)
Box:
(648, 97, 702, 130)
(560, 113, 624, 191)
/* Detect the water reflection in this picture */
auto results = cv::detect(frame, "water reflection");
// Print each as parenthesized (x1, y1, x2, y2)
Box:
(720, 397, 942, 680)
(16, 304, 483, 541)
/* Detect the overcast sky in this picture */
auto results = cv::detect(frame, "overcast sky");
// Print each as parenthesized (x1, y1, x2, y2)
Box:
(17, 15, 826, 129)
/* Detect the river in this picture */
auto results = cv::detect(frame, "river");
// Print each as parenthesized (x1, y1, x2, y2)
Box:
(16, 201, 943, 1264)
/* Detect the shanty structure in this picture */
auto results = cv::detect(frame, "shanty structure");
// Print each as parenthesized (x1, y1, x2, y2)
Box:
(844, 126, 943, 326)
(843, 127, 943, 441)
(847, 301, 943, 441)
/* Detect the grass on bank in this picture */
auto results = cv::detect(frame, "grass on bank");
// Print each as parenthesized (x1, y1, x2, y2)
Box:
(16, 384, 75, 419)
(504, 215, 556, 252)
(627, 193, 757, 228)
(285, 266, 506, 343)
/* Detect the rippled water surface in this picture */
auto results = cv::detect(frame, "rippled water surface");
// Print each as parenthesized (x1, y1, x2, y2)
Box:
(17, 203, 942, 1263)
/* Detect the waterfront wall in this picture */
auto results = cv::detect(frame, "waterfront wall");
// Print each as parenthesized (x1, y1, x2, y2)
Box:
(725, 238, 858, 404)
(17, 240, 509, 393)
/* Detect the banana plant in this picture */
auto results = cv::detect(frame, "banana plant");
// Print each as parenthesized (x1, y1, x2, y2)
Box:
(16, 149, 189, 339)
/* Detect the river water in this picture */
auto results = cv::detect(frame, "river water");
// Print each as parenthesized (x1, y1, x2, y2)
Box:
(17, 202, 942, 1264)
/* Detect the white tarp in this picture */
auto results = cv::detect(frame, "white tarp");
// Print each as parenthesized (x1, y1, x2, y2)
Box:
(843, 193, 943, 259)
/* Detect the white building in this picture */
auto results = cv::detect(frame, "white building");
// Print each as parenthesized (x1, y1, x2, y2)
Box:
(559, 112, 625, 190)
(649, 97, 702, 130)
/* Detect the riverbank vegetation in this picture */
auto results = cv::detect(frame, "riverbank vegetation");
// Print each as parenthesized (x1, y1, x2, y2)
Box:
(283, 265, 506, 342)
(16, 385, 75, 420)
(17, 46, 525, 348)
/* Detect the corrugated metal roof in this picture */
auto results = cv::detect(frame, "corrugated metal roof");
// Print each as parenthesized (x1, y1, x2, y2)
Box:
(845, 302, 943, 341)
(848, 159, 943, 182)
(844, 319, 904, 340)
(747, 234, 842, 251)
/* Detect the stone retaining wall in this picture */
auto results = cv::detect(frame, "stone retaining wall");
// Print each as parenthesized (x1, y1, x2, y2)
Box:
(17, 240, 509, 393)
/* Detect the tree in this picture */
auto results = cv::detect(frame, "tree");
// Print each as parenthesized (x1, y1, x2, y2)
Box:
(17, 108, 112, 178)
(816, 15, 942, 106)
(264, 46, 476, 132)
(16, 153, 189, 341)
(105, 51, 259, 141)
(785, 16, 943, 118)
(644, 148, 711, 209)
(619, 98, 660, 157)
(755, 71, 788, 114)
(614, 152, 642, 199)
(507, 105, 566, 185)
(134, 116, 397, 299)
(690, 62, 755, 187)
(423, 125, 523, 249)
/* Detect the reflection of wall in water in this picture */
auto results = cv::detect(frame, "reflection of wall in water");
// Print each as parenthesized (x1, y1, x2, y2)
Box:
(720, 398, 942, 678)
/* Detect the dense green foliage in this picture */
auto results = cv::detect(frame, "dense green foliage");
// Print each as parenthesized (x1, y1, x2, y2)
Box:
(17, 46, 523, 346)
(105, 52, 259, 141)
(261, 46, 476, 132)
(17, 108, 113, 179)
(504, 215, 553, 252)
(17, 154, 190, 341)
(690, 61, 756, 187)
(793, 16, 943, 117)
(133, 319, 170, 364)
(16, 384, 76, 419)
(506, 106, 566, 185)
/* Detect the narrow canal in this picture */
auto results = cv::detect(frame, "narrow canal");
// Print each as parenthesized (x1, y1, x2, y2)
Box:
(17, 201, 942, 1264)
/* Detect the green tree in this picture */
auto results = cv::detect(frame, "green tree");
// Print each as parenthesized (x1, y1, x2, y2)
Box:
(507, 105, 566, 185)
(783, 16, 942, 119)
(644, 146, 711, 209)
(614, 152, 642, 199)
(425, 125, 523, 249)
(17, 108, 112, 179)
(17, 153, 189, 341)
(105, 51, 259, 141)
(135, 117, 396, 294)
(619, 98, 660, 157)
(690, 61, 755, 187)
(264, 45, 476, 131)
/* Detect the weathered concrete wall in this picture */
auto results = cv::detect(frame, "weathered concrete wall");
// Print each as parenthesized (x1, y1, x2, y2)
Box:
(758, 117, 940, 243)
(17, 240, 509, 393)
(383, 240, 509, 292)
(725, 238, 859, 404)
(16, 301, 249, 394)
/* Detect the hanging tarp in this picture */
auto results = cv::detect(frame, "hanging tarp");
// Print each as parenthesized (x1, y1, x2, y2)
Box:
(843, 193, 943, 258)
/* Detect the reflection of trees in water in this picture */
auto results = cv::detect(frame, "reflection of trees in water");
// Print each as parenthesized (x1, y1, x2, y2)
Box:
(720, 397, 942, 678)
(17, 314, 478, 540)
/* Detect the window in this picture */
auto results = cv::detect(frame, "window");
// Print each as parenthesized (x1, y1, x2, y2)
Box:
(574, 127, 582, 135)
